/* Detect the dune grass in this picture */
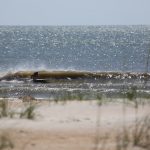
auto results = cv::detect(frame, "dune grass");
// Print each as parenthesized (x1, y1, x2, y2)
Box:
(20, 104, 36, 120)
(0, 132, 14, 150)
(0, 100, 8, 118)
(0, 99, 37, 120)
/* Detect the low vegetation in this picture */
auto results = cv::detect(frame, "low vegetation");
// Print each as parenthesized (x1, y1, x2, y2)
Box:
(20, 104, 36, 120)
(0, 132, 14, 150)
(0, 99, 37, 120)
(0, 100, 8, 118)
(132, 116, 150, 149)
(115, 115, 150, 150)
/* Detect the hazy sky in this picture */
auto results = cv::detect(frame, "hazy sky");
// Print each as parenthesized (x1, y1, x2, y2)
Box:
(0, 0, 150, 25)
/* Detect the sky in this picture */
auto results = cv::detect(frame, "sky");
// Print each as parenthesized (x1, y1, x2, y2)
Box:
(0, 0, 150, 25)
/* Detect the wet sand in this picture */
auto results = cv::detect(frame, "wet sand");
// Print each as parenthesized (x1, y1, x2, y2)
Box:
(0, 100, 150, 150)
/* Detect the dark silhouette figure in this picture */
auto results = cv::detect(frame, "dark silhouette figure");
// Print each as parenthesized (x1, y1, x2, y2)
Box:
(31, 72, 47, 83)
(31, 72, 39, 82)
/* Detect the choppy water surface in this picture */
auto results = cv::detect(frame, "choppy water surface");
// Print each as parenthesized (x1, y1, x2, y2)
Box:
(0, 25, 150, 99)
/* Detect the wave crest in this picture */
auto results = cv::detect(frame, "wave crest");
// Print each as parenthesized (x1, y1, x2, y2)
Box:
(0, 70, 150, 82)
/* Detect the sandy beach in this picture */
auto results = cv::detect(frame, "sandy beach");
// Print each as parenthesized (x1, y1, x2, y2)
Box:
(0, 99, 150, 150)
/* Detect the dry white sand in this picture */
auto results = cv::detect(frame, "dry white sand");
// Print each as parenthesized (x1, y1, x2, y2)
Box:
(0, 99, 150, 150)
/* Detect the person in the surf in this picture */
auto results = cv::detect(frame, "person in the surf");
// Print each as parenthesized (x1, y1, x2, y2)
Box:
(31, 72, 39, 82)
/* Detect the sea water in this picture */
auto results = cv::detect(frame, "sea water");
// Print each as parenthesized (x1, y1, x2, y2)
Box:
(0, 25, 150, 99)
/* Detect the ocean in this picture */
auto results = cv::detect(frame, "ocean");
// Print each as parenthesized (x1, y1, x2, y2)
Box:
(0, 25, 150, 99)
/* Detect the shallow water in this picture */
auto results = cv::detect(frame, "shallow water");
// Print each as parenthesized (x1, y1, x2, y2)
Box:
(0, 73, 150, 99)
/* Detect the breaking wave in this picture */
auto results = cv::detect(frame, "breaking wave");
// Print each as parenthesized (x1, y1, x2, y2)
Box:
(0, 70, 150, 81)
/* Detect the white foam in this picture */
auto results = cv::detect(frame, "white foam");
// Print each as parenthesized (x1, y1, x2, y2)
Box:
(1, 80, 24, 84)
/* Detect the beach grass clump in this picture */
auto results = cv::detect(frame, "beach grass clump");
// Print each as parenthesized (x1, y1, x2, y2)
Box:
(77, 92, 84, 101)
(126, 86, 137, 101)
(96, 94, 103, 106)
(132, 116, 150, 149)
(20, 104, 36, 120)
(0, 133, 14, 150)
(53, 91, 86, 102)
(115, 115, 150, 150)
(0, 99, 37, 119)
(115, 128, 130, 150)
(0, 99, 17, 118)
(0, 100, 8, 118)
(63, 92, 84, 101)
(61, 92, 72, 101)
(126, 86, 139, 108)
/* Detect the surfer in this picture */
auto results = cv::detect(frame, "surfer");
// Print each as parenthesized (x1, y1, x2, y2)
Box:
(31, 72, 48, 83)
(31, 72, 39, 82)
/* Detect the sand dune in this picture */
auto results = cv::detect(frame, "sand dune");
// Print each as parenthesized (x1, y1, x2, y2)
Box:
(0, 100, 150, 150)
